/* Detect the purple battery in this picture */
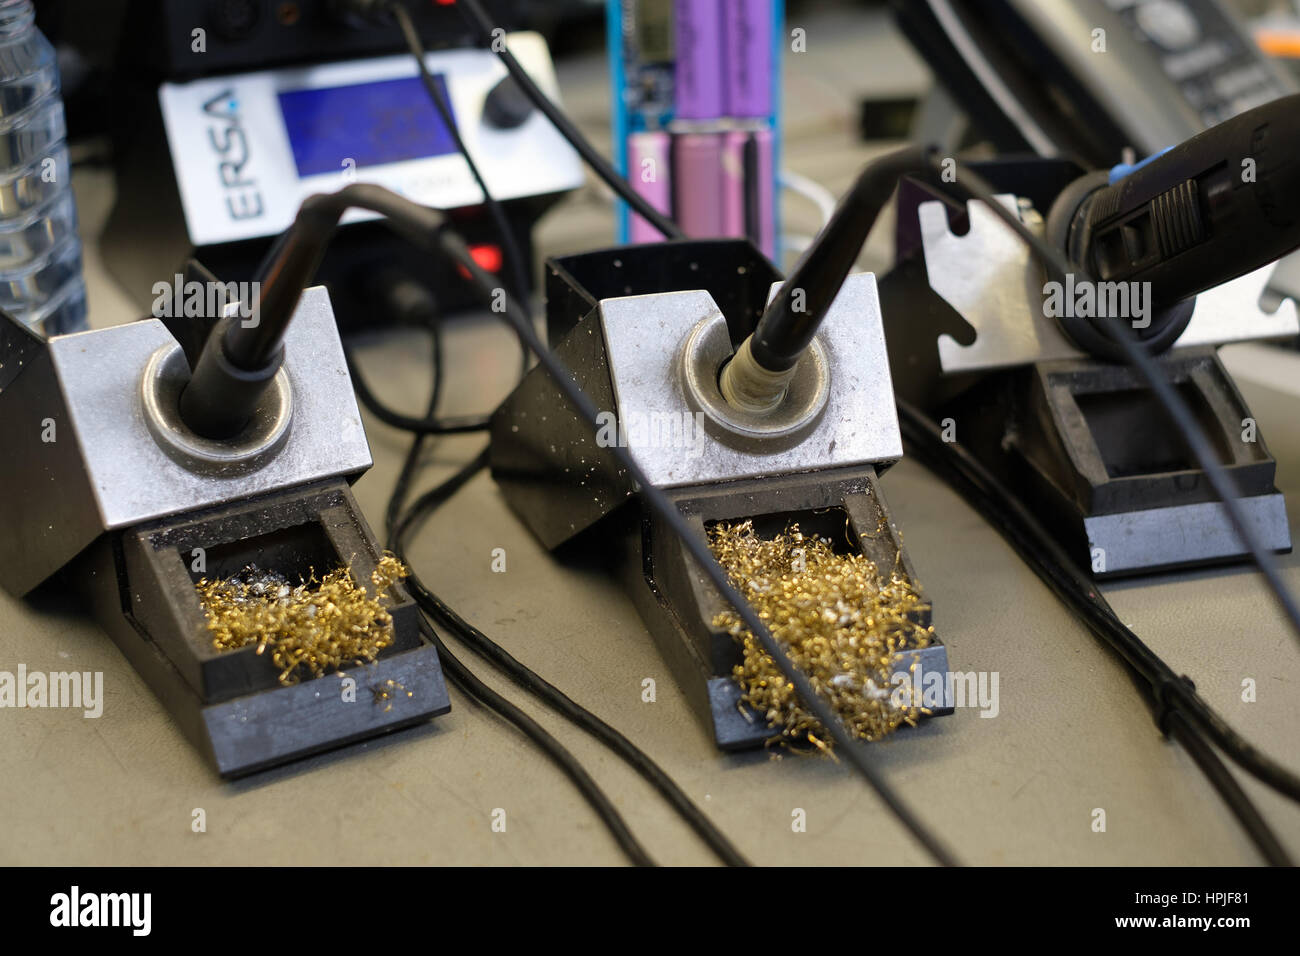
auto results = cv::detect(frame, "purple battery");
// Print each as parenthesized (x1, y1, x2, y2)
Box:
(724, 0, 773, 118)
(627, 131, 672, 244)
(672, 132, 726, 238)
(674, 0, 725, 120)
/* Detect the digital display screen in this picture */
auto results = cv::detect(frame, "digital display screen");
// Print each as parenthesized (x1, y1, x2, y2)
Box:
(277, 74, 458, 178)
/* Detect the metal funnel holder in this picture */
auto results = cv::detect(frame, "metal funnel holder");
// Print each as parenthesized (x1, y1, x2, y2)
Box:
(881, 161, 1295, 577)
(0, 287, 449, 777)
(491, 240, 953, 749)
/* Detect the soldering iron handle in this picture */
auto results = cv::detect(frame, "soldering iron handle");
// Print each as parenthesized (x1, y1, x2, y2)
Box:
(224, 205, 339, 371)
(178, 186, 446, 440)
(177, 205, 337, 439)
(749, 144, 933, 373)
(1052, 92, 1300, 312)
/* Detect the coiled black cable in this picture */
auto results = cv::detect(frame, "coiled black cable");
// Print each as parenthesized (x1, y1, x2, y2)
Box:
(416, 615, 656, 866)
(388, 458, 752, 867)
(897, 398, 1296, 864)
(453, 0, 684, 241)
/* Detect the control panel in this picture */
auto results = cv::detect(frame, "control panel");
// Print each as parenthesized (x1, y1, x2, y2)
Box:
(159, 31, 584, 246)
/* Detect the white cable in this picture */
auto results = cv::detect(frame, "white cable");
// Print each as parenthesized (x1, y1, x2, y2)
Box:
(780, 169, 838, 227)
(780, 234, 815, 255)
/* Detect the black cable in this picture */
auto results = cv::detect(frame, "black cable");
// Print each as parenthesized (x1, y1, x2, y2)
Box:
(416, 615, 656, 866)
(333, 329, 653, 865)
(384, 318, 445, 539)
(424, 224, 959, 866)
(179, 185, 452, 438)
(1174, 692, 1300, 803)
(381, 323, 752, 867)
(345, 346, 492, 435)
(373, 376, 655, 863)
(751, 145, 930, 372)
(238, 183, 503, 440)
(343, 1, 536, 440)
(371, 10, 700, 861)
(897, 399, 1298, 863)
(347, 9, 951, 856)
(417, 573, 751, 866)
(387, 458, 752, 867)
(312, 181, 948, 862)
(395, 446, 492, 536)
(453, 0, 685, 241)
(897, 398, 1300, 802)
(371, 316, 749, 866)
(336, 257, 656, 866)
(387, 1, 532, 306)
(242, 173, 953, 858)
(1165, 710, 1294, 866)
(936, 156, 1300, 647)
(232, 184, 450, 357)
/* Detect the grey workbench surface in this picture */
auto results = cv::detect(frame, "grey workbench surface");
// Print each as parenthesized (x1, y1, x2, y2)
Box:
(2, 7, 1297, 865)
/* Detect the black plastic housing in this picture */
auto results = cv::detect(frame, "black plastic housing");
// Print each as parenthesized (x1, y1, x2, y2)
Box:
(618, 467, 953, 749)
(74, 479, 449, 777)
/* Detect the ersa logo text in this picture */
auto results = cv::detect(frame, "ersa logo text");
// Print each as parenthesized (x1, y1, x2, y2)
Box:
(203, 89, 264, 222)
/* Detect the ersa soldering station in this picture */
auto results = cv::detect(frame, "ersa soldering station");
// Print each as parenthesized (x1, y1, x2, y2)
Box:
(4, 0, 1300, 867)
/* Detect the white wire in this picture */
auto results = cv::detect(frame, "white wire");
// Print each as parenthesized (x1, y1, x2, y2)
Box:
(780, 169, 838, 227)
(780, 234, 816, 255)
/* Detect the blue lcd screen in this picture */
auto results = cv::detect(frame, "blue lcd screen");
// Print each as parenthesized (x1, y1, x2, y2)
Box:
(277, 74, 458, 178)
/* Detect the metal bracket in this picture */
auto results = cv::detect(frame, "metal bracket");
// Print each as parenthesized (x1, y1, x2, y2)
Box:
(920, 196, 1300, 374)
(598, 273, 903, 488)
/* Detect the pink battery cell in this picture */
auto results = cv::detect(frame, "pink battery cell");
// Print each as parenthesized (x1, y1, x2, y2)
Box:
(627, 131, 672, 244)
(725, 129, 775, 258)
(721, 130, 750, 238)
(672, 131, 727, 238)
(748, 126, 775, 259)
(674, 129, 775, 255)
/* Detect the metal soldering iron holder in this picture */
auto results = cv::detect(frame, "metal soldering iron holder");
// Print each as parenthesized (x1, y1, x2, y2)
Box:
(490, 240, 953, 750)
(881, 160, 1296, 577)
(0, 287, 449, 777)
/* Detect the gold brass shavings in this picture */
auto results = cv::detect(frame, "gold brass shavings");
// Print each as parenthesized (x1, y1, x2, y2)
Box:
(373, 678, 414, 713)
(707, 520, 933, 753)
(197, 554, 409, 686)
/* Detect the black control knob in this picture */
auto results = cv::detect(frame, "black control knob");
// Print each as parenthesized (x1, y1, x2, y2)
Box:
(483, 75, 534, 130)
(208, 0, 263, 42)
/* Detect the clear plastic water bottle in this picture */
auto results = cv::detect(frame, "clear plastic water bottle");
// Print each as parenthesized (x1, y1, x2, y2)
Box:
(0, 0, 86, 335)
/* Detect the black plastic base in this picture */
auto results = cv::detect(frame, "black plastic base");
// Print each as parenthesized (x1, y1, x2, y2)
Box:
(76, 479, 450, 778)
(940, 349, 1292, 577)
(612, 466, 954, 751)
